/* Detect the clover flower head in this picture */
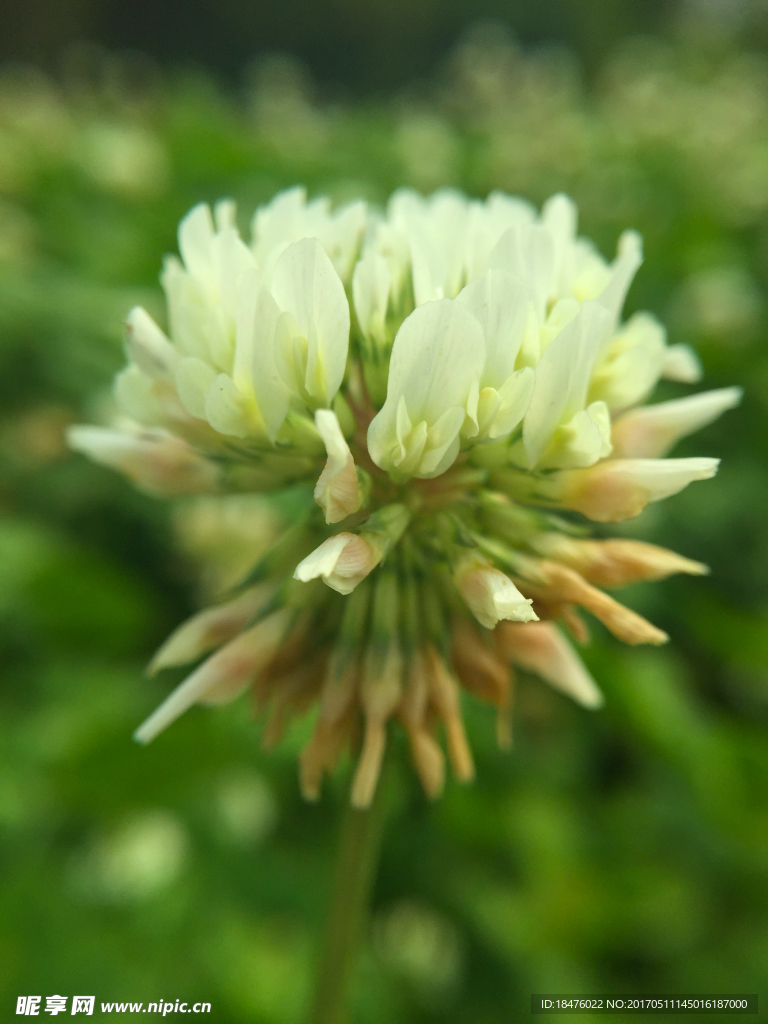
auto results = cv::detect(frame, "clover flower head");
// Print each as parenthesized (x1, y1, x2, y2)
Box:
(69, 186, 740, 807)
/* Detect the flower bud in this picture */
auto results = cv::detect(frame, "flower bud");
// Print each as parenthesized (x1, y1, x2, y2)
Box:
(293, 533, 380, 595)
(313, 408, 364, 523)
(453, 553, 538, 629)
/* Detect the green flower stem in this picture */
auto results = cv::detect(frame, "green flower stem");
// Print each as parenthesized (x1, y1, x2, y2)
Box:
(309, 769, 389, 1024)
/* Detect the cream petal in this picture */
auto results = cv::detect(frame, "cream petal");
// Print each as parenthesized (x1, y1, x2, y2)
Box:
(212, 226, 256, 319)
(175, 356, 217, 420)
(589, 312, 667, 412)
(497, 621, 603, 708)
(204, 373, 254, 438)
(489, 223, 555, 320)
(178, 203, 216, 288)
(125, 307, 177, 379)
(542, 192, 578, 295)
(558, 457, 720, 522)
(523, 301, 612, 467)
(270, 238, 350, 407)
(410, 233, 447, 305)
(235, 273, 289, 441)
(553, 400, 613, 469)
(420, 405, 466, 477)
(114, 365, 163, 423)
(352, 252, 391, 343)
(488, 367, 535, 439)
(213, 198, 237, 231)
(662, 343, 703, 383)
(134, 610, 290, 743)
(326, 200, 367, 281)
(457, 269, 530, 387)
(148, 585, 269, 673)
(611, 387, 742, 458)
(367, 299, 485, 478)
(598, 229, 643, 328)
(67, 425, 220, 496)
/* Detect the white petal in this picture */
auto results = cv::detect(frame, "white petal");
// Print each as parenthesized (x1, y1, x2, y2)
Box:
(367, 299, 485, 478)
(114, 365, 163, 423)
(67, 425, 219, 496)
(487, 367, 535, 439)
(294, 534, 351, 582)
(250, 186, 307, 273)
(213, 198, 237, 231)
(175, 357, 217, 419)
(419, 405, 466, 477)
(235, 273, 289, 441)
(410, 233, 447, 306)
(542, 192, 578, 295)
(178, 203, 215, 288)
(598, 229, 643, 327)
(352, 252, 391, 342)
(662, 343, 703, 383)
(160, 256, 209, 359)
(489, 223, 555, 320)
(148, 585, 268, 673)
(589, 311, 667, 411)
(212, 226, 256, 318)
(325, 199, 367, 281)
(457, 269, 530, 387)
(539, 297, 580, 354)
(125, 307, 177, 379)
(553, 400, 613, 468)
(523, 301, 612, 467)
(557, 457, 720, 522)
(270, 238, 350, 407)
(204, 373, 252, 438)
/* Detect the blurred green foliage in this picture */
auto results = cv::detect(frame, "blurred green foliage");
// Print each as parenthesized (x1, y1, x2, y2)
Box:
(1, 23, 767, 1023)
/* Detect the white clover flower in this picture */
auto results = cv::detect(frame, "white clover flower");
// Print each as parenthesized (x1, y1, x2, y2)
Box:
(70, 187, 740, 806)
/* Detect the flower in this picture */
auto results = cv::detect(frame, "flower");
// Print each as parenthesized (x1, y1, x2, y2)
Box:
(70, 187, 740, 807)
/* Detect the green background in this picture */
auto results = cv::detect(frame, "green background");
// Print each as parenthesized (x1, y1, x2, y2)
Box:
(1, 2, 767, 1020)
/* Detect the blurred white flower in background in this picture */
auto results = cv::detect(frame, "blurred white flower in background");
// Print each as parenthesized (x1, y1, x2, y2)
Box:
(214, 771, 278, 847)
(70, 810, 188, 903)
(373, 901, 463, 996)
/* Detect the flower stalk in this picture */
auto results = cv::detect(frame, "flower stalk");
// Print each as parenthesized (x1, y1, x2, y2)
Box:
(309, 756, 390, 1024)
